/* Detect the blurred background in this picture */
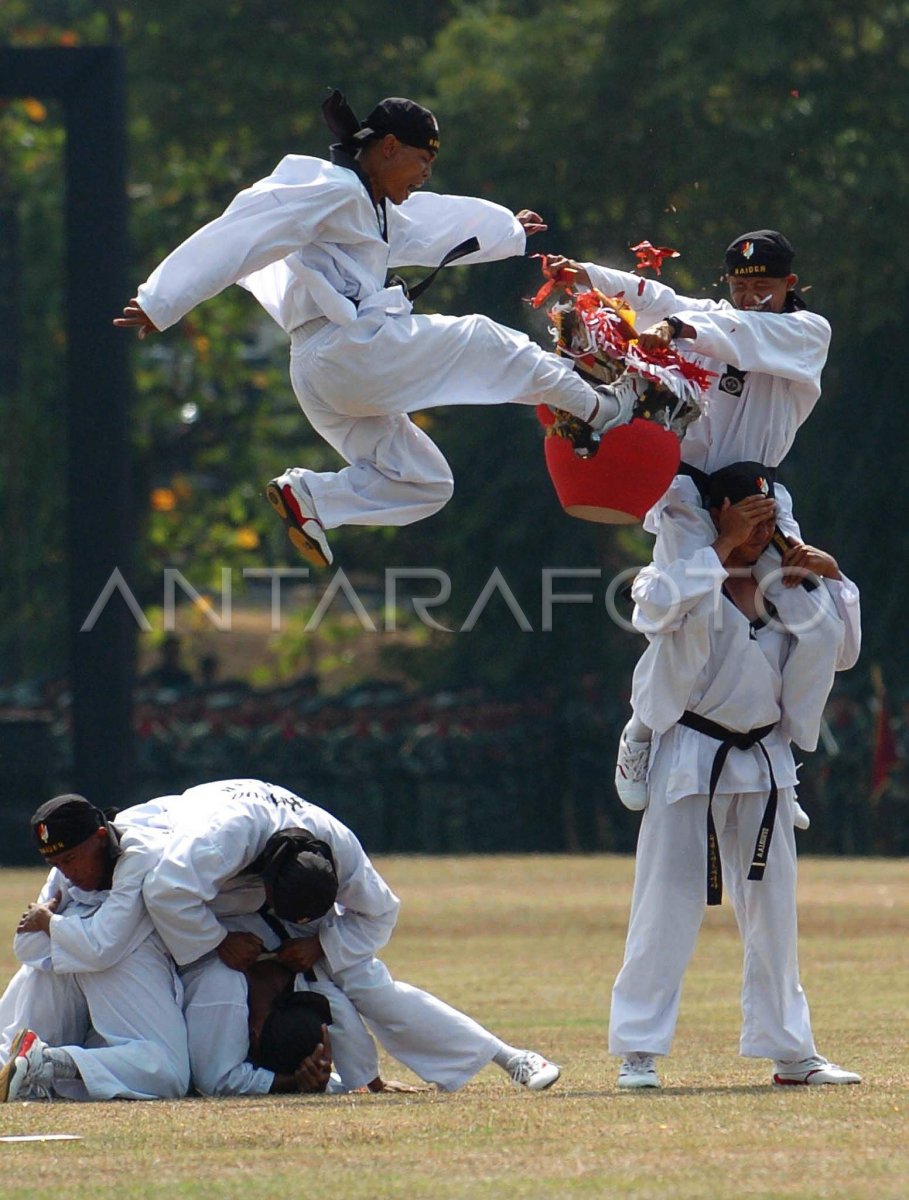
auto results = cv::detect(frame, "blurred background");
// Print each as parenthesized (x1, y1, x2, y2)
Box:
(1, 0, 906, 862)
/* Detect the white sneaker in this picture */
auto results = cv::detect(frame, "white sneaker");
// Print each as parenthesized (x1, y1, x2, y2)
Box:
(772, 1055, 861, 1086)
(0, 1029, 50, 1102)
(615, 727, 650, 810)
(617, 1052, 660, 1089)
(589, 372, 646, 434)
(266, 472, 333, 568)
(507, 1051, 561, 1091)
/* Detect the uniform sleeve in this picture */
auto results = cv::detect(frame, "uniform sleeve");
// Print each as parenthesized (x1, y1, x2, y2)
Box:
(674, 308, 831, 386)
(387, 192, 525, 269)
(295, 809, 401, 973)
(632, 545, 727, 635)
(137, 169, 364, 332)
(142, 815, 267, 967)
(649, 478, 716, 568)
(13, 870, 70, 970)
(317, 873, 400, 974)
(582, 264, 722, 322)
(825, 573, 861, 670)
(772, 484, 802, 542)
(46, 844, 158, 974)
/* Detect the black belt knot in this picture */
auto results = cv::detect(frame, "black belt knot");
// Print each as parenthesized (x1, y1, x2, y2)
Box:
(729, 728, 771, 752)
(257, 901, 317, 982)
(678, 710, 780, 906)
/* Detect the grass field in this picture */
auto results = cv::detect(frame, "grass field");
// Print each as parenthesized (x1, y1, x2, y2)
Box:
(0, 854, 907, 1199)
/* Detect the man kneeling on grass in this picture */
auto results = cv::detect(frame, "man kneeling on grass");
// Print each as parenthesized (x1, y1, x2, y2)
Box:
(117, 779, 560, 1095)
(0, 795, 189, 1103)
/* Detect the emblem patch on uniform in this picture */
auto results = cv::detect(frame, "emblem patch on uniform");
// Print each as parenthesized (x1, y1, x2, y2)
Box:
(718, 364, 747, 395)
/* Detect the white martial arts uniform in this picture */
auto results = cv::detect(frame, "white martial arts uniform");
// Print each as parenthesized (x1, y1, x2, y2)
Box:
(175, 910, 381, 1096)
(583, 262, 830, 555)
(121, 782, 502, 1092)
(0, 829, 189, 1100)
(135, 153, 602, 531)
(609, 542, 861, 1060)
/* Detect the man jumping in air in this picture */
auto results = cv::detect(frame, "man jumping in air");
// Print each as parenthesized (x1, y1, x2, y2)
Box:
(115, 90, 634, 567)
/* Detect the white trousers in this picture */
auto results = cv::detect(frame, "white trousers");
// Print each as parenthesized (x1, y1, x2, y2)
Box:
(184, 904, 500, 1093)
(0, 936, 189, 1100)
(289, 309, 599, 530)
(325, 955, 501, 1091)
(609, 742, 816, 1061)
(180, 953, 381, 1096)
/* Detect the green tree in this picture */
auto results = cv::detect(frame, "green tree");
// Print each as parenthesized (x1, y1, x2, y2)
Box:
(2, 0, 908, 700)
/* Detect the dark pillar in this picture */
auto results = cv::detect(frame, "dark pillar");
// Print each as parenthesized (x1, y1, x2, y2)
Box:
(1, 48, 134, 811)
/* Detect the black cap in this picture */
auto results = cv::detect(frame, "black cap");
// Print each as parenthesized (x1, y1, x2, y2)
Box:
(31, 794, 105, 859)
(254, 991, 332, 1075)
(259, 831, 339, 921)
(322, 90, 440, 155)
(355, 97, 440, 153)
(707, 462, 776, 509)
(725, 230, 794, 278)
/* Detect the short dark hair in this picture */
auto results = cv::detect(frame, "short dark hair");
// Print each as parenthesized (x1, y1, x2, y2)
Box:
(253, 991, 332, 1075)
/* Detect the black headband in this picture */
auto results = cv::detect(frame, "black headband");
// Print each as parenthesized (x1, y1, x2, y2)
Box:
(258, 830, 339, 921)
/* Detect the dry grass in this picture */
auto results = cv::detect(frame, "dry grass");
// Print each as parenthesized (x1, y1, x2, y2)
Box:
(0, 855, 907, 1199)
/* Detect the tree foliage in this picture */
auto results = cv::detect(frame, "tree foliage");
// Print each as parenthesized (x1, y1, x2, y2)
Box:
(2, 0, 907, 698)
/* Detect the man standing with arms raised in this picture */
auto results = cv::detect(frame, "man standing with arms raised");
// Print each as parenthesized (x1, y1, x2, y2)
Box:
(607, 466, 861, 1090)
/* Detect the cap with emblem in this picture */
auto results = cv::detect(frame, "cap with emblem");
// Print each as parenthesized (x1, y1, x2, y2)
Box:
(707, 461, 776, 509)
(725, 230, 794, 278)
(356, 97, 439, 153)
(322, 89, 439, 154)
(30, 794, 106, 859)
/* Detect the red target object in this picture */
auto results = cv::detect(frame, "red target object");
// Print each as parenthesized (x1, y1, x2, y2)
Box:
(539, 411, 680, 524)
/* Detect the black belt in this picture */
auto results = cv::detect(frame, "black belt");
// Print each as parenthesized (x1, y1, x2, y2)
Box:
(257, 902, 317, 982)
(677, 711, 779, 906)
(387, 236, 480, 303)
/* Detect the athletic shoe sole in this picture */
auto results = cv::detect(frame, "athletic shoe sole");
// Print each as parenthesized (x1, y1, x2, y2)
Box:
(266, 482, 332, 568)
(0, 1030, 31, 1103)
(526, 1063, 561, 1091)
(772, 1071, 861, 1086)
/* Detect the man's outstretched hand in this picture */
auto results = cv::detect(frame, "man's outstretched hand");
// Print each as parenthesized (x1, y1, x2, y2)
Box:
(113, 298, 159, 339)
(515, 209, 548, 237)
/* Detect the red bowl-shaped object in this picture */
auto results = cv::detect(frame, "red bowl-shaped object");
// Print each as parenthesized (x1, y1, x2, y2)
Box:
(541, 415, 680, 524)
